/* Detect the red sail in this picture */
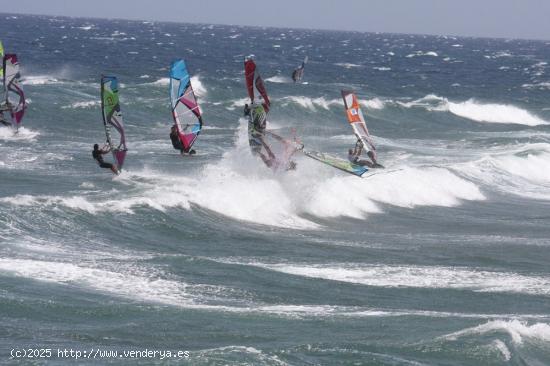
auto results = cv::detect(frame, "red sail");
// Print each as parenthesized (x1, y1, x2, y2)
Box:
(244, 57, 270, 112)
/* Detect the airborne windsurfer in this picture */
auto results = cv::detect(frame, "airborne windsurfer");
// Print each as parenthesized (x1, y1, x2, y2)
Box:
(248, 102, 271, 162)
(92, 143, 119, 175)
(348, 139, 381, 168)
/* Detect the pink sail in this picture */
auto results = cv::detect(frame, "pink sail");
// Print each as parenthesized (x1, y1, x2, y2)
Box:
(2, 54, 26, 129)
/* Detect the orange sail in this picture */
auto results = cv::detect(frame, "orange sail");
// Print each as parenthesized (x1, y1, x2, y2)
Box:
(341, 90, 376, 160)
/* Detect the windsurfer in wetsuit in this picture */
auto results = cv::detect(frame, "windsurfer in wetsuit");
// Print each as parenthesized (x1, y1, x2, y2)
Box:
(291, 69, 298, 83)
(348, 139, 380, 168)
(170, 124, 196, 155)
(247, 102, 274, 165)
(92, 143, 119, 175)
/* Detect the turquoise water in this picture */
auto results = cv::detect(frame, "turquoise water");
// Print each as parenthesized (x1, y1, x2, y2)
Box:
(1, 13, 550, 365)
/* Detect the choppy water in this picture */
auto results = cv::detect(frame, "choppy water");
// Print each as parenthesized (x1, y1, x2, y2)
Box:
(1, 13, 550, 365)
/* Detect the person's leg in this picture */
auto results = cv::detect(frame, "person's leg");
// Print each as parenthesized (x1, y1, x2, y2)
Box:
(355, 159, 374, 168)
(100, 162, 118, 174)
(258, 152, 273, 167)
(259, 138, 275, 160)
(367, 151, 377, 165)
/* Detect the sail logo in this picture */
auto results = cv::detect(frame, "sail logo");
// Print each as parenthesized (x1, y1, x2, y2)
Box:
(350, 108, 358, 116)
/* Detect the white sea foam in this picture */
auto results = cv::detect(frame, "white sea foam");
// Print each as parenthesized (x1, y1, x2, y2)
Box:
(243, 262, 550, 295)
(459, 145, 550, 200)
(441, 320, 550, 345)
(150, 77, 170, 86)
(227, 97, 250, 110)
(399, 94, 549, 126)
(406, 51, 438, 58)
(281, 96, 342, 110)
(0, 126, 40, 141)
(335, 62, 362, 68)
(148, 75, 206, 96)
(190, 75, 206, 96)
(0, 258, 194, 306)
(522, 81, 550, 90)
(24, 75, 63, 85)
(265, 75, 292, 83)
(448, 100, 549, 126)
(361, 98, 385, 110)
(304, 167, 483, 218)
(491, 340, 511, 361)
(62, 100, 100, 109)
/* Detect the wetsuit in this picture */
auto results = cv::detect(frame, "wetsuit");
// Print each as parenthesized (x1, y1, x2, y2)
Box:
(348, 141, 375, 168)
(93, 149, 114, 170)
(170, 130, 184, 152)
(248, 104, 267, 155)
(292, 69, 298, 83)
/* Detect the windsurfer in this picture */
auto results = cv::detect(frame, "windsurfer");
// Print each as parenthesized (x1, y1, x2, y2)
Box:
(92, 143, 119, 175)
(247, 102, 275, 166)
(170, 125, 196, 155)
(348, 139, 379, 168)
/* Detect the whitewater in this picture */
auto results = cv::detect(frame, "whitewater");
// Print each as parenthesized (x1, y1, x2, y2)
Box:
(1, 14, 550, 365)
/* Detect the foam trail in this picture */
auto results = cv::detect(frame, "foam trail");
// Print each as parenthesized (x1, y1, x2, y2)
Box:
(0, 258, 194, 306)
(23, 75, 63, 85)
(62, 100, 100, 109)
(441, 320, 550, 345)
(0, 126, 40, 141)
(265, 75, 292, 83)
(243, 263, 550, 295)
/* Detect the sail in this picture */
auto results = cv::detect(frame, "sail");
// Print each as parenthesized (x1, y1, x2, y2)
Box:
(341, 90, 377, 160)
(292, 56, 308, 83)
(169, 59, 203, 151)
(100, 75, 127, 169)
(244, 56, 270, 112)
(3, 54, 26, 129)
(0, 41, 4, 78)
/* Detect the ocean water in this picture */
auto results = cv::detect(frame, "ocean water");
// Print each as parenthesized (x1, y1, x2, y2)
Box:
(1, 13, 550, 365)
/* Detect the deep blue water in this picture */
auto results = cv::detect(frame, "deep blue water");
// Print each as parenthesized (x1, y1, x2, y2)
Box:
(1, 13, 550, 365)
